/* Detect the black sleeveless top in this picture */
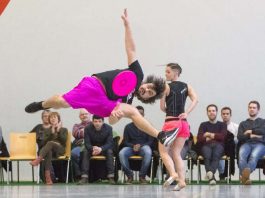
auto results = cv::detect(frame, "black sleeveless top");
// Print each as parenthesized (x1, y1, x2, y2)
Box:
(93, 60, 143, 104)
(166, 81, 188, 117)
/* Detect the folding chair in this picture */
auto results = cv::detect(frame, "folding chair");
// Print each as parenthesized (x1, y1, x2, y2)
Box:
(8, 133, 37, 183)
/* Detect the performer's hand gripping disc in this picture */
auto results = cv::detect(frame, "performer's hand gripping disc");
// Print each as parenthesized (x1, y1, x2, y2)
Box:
(112, 71, 137, 96)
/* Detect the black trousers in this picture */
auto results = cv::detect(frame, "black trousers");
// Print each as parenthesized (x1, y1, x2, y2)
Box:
(80, 148, 115, 178)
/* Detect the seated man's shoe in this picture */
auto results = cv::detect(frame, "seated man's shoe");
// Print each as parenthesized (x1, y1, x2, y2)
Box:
(245, 179, 252, 185)
(139, 177, 148, 185)
(209, 178, 216, 185)
(25, 101, 45, 113)
(74, 175, 81, 182)
(77, 177, 88, 185)
(219, 173, 226, 182)
(242, 168, 251, 185)
(157, 128, 179, 147)
(108, 177, 116, 184)
(125, 177, 133, 185)
(206, 171, 213, 181)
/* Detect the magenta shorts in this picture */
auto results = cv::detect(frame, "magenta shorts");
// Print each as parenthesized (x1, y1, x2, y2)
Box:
(62, 77, 119, 117)
(162, 119, 190, 138)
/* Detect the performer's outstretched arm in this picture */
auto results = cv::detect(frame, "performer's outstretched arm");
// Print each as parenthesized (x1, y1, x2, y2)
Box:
(121, 9, 136, 65)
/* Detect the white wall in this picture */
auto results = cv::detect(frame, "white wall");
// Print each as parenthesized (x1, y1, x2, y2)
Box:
(0, 0, 265, 180)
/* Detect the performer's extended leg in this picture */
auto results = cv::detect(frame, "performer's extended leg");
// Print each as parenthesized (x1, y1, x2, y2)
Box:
(110, 103, 178, 146)
(42, 95, 70, 109)
(25, 95, 70, 113)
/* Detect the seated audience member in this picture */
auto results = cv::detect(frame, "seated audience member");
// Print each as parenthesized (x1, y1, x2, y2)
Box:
(197, 104, 227, 185)
(218, 107, 238, 181)
(30, 110, 51, 150)
(119, 106, 154, 184)
(237, 101, 265, 185)
(78, 115, 115, 185)
(29, 112, 68, 185)
(71, 109, 91, 180)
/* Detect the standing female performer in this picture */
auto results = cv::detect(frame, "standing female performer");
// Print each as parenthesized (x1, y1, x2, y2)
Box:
(159, 63, 198, 190)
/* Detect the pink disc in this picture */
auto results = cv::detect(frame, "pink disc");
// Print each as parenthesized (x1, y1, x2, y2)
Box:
(112, 71, 137, 96)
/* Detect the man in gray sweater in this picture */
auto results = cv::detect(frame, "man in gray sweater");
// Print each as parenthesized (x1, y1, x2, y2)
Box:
(237, 100, 265, 185)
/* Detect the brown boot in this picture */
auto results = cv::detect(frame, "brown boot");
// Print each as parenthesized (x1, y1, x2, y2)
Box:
(45, 170, 53, 185)
(30, 156, 43, 166)
(242, 168, 251, 185)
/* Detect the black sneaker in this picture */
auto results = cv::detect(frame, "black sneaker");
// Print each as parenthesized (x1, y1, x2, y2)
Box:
(219, 173, 226, 182)
(209, 178, 216, 185)
(157, 128, 179, 147)
(25, 101, 45, 113)
(77, 177, 88, 185)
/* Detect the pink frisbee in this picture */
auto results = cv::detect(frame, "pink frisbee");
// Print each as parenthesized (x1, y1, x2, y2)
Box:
(112, 71, 137, 96)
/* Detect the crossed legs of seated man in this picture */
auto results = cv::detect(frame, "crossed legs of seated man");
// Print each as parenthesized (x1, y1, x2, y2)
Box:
(78, 148, 115, 184)
(119, 145, 152, 184)
(238, 142, 265, 185)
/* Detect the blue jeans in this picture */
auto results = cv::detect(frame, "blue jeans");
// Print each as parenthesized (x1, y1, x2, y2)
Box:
(218, 160, 225, 174)
(119, 145, 152, 178)
(71, 146, 81, 177)
(238, 142, 265, 174)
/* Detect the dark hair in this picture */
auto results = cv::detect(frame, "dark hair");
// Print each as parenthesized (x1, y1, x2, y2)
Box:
(221, 107, 232, 115)
(136, 105, 144, 112)
(248, 100, 260, 110)
(92, 115, 104, 121)
(167, 63, 182, 76)
(135, 75, 166, 104)
(207, 104, 218, 112)
(41, 110, 50, 118)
